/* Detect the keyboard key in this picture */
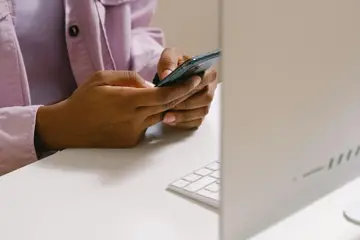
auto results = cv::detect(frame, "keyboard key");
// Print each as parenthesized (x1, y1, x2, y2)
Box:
(183, 174, 201, 182)
(210, 170, 220, 179)
(195, 168, 213, 176)
(206, 162, 220, 171)
(172, 179, 190, 188)
(205, 182, 220, 192)
(184, 176, 217, 192)
(197, 189, 220, 201)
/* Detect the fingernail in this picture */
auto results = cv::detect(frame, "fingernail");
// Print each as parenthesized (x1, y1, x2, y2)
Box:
(144, 81, 155, 88)
(163, 114, 176, 123)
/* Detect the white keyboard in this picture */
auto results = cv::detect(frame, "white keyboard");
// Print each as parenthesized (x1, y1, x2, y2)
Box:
(167, 161, 220, 208)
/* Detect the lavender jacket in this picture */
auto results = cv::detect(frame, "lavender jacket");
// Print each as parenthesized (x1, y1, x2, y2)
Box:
(0, 0, 164, 174)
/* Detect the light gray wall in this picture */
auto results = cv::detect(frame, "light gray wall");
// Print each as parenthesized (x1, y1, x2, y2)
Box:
(152, 0, 219, 55)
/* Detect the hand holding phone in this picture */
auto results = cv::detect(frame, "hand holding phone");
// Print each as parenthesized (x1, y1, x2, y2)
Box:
(153, 49, 221, 87)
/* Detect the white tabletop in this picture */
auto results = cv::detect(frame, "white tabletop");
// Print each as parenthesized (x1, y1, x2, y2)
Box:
(1, 86, 360, 240)
(0, 90, 221, 240)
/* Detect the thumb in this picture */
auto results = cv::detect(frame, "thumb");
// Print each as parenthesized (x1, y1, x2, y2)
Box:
(93, 71, 153, 88)
(157, 48, 180, 80)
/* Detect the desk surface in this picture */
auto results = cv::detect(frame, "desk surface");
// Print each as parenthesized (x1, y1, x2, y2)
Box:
(1, 87, 360, 240)
(0, 90, 221, 240)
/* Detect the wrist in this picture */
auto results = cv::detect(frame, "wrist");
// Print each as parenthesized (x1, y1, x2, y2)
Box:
(35, 101, 68, 150)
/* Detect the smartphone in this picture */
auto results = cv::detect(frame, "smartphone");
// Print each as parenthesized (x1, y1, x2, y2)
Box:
(153, 49, 221, 87)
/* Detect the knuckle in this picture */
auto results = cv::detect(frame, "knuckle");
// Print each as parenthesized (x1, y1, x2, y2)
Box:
(126, 71, 145, 87)
(133, 71, 142, 80)
(133, 73, 144, 85)
(203, 106, 210, 115)
(92, 71, 107, 83)
(94, 70, 105, 79)
(204, 91, 214, 104)
(202, 68, 217, 86)
(210, 68, 218, 80)
(126, 71, 140, 81)
(195, 119, 204, 127)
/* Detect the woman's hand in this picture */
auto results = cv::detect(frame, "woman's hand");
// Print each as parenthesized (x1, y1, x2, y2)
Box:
(35, 70, 201, 150)
(157, 48, 218, 129)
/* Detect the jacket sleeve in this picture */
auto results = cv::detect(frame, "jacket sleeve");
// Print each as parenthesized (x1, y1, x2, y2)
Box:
(130, 0, 165, 82)
(0, 106, 40, 175)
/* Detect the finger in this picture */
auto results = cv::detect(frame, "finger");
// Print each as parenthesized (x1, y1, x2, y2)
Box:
(178, 55, 192, 65)
(137, 97, 183, 117)
(166, 119, 204, 129)
(163, 106, 209, 124)
(196, 67, 218, 90)
(138, 74, 216, 115)
(133, 75, 201, 107)
(136, 84, 200, 117)
(205, 68, 218, 85)
(142, 113, 164, 129)
(169, 68, 217, 107)
(173, 86, 214, 110)
(157, 48, 180, 80)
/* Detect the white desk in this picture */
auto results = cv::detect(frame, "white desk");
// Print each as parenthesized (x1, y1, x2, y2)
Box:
(1, 87, 360, 240)
(0, 90, 221, 240)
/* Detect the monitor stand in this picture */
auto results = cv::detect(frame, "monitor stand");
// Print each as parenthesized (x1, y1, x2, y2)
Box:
(343, 201, 360, 226)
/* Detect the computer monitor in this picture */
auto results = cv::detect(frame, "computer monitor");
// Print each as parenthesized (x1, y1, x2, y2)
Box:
(220, 0, 360, 239)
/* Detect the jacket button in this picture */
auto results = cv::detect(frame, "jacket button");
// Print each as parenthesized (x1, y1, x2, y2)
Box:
(68, 25, 80, 37)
